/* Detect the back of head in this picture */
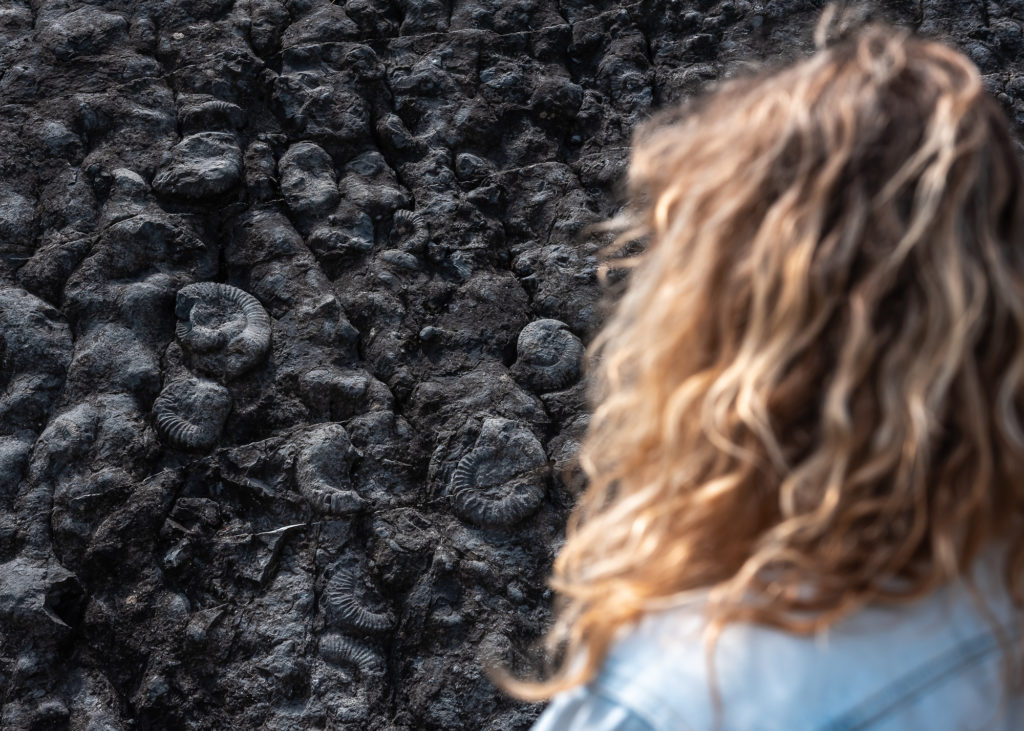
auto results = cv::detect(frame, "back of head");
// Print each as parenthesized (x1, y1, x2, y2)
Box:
(506, 9, 1024, 700)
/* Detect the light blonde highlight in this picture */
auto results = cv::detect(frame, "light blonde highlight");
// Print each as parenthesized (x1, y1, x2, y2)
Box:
(499, 16, 1024, 702)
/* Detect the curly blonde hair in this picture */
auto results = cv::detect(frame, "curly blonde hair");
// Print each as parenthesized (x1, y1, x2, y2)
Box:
(504, 13, 1024, 700)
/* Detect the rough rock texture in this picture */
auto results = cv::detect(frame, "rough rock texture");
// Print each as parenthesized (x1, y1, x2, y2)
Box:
(1, 0, 1021, 728)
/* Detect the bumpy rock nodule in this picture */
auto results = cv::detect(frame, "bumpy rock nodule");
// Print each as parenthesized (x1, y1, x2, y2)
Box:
(293, 422, 364, 515)
(152, 132, 244, 200)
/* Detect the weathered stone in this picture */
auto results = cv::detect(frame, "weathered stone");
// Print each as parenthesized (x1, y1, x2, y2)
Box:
(152, 132, 243, 199)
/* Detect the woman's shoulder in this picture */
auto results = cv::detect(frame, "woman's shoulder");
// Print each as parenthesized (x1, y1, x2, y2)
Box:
(532, 561, 1024, 731)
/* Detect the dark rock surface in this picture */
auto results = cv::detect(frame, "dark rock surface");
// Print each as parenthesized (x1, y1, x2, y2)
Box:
(1, 0, 1021, 728)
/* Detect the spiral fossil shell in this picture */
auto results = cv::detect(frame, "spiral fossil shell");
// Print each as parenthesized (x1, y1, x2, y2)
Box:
(324, 567, 392, 634)
(391, 209, 428, 252)
(153, 376, 231, 451)
(179, 99, 245, 131)
(174, 282, 271, 380)
(450, 417, 548, 528)
(319, 634, 384, 676)
(510, 318, 583, 393)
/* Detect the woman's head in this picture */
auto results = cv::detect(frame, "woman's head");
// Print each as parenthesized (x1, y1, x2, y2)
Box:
(507, 13, 1024, 699)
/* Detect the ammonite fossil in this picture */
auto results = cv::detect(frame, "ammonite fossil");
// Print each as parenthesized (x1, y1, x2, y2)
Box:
(174, 282, 271, 380)
(510, 318, 583, 393)
(153, 376, 231, 451)
(450, 418, 548, 528)
(323, 567, 392, 634)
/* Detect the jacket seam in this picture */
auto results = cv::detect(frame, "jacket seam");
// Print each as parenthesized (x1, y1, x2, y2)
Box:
(591, 669, 697, 731)
(819, 622, 1022, 731)
(584, 684, 665, 731)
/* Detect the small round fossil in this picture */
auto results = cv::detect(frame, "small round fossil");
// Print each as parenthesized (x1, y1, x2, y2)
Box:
(174, 282, 271, 380)
(511, 318, 584, 393)
(153, 376, 231, 451)
(391, 209, 428, 252)
(323, 567, 392, 634)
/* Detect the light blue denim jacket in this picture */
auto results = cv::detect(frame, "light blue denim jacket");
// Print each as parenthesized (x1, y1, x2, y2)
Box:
(532, 551, 1023, 730)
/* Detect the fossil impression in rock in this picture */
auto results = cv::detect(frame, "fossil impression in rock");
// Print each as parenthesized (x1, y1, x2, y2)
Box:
(450, 417, 548, 528)
(318, 634, 384, 676)
(391, 209, 429, 252)
(174, 282, 271, 380)
(324, 567, 392, 634)
(153, 376, 231, 451)
(510, 318, 584, 393)
(294, 423, 364, 515)
(179, 99, 246, 132)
